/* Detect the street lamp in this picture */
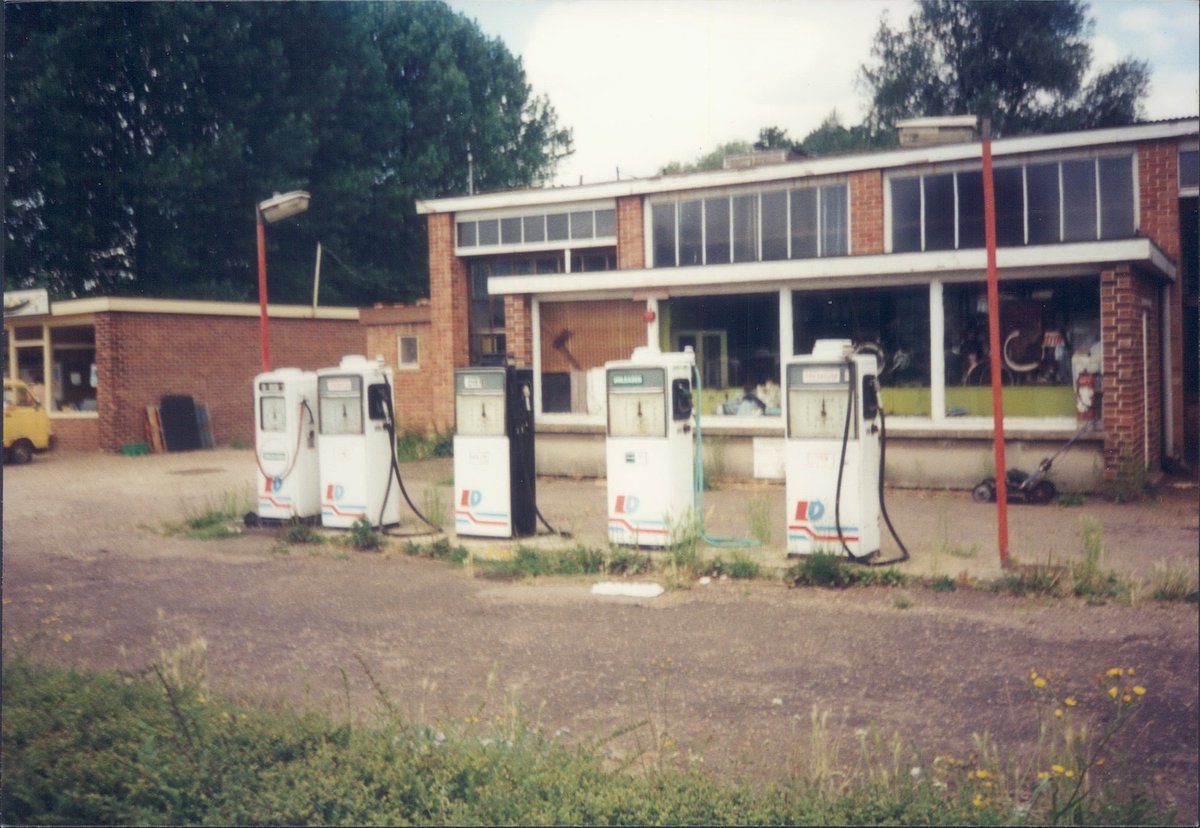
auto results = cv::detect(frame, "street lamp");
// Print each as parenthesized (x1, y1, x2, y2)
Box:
(256, 190, 311, 371)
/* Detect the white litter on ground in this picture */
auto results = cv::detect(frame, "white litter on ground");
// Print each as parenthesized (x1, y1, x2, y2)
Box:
(591, 582, 665, 598)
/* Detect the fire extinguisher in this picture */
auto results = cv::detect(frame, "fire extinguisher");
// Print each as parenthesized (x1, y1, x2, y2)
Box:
(1076, 369, 1096, 422)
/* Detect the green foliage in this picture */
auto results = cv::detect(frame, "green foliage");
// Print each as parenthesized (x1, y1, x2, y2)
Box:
(606, 546, 653, 576)
(2, 658, 1174, 826)
(169, 488, 252, 540)
(858, 0, 1149, 136)
(1057, 492, 1086, 508)
(1103, 452, 1150, 503)
(395, 428, 454, 462)
(349, 517, 383, 552)
(785, 552, 855, 588)
(283, 521, 320, 545)
(1000, 565, 1065, 597)
(5, 3, 571, 303)
(1070, 518, 1129, 602)
(1148, 561, 1199, 603)
(929, 575, 957, 592)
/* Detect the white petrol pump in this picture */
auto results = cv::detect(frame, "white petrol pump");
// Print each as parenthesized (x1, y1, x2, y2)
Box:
(453, 365, 537, 539)
(317, 355, 401, 528)
(605, 347, 696, 547)
(784, 339, 904, 562)
(253, 368, 320, 521)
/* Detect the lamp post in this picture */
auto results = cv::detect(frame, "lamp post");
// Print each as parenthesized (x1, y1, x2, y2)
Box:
(256, 190, 311, 371)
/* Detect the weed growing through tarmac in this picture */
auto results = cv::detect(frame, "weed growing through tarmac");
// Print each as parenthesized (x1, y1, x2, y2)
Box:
(349, 517, 383, 552)
(168, 486, 254, 540)
(1148, 561, 1199, 602)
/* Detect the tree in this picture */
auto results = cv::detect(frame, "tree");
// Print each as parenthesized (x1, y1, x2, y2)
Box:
(858, 0, 1149, 137)
(799, 111, 893, 156)
(4, 2, 572, 305)
(658, 141, 754, 175)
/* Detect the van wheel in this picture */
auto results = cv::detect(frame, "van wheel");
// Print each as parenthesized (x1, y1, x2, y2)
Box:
(9, 439, 34, 465)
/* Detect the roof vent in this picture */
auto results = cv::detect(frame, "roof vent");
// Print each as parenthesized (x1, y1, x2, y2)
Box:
(895, 116, 979, 148)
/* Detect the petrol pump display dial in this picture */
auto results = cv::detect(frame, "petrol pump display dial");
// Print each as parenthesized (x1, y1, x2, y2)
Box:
(786, 364, 854, 440)
(456, 393, 505, 437)
(608, 391, 666, 438)
(260, 396, 287, 432)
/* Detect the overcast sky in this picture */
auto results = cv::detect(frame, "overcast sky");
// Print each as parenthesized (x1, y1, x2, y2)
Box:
(447, 0, 1200, 186)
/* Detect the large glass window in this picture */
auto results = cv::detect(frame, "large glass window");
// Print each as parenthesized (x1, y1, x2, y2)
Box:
(793, 286, 931, 416)
(50, 326, 96, 412)
(890, 155, 1135, 251)
(652, 181, 849, 268)
(943, 278, 1100, 419)
(457, 206, 615, 250)
(663, 293, 780, 416)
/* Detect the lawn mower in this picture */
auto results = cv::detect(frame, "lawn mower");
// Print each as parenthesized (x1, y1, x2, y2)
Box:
(972, 419, 1096, 505)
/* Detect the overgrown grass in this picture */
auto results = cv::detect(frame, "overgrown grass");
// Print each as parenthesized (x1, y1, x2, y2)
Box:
(1148, 561, 1199, 603)
(394, 428, 453, 462)
(1, 657, 1172, 826)
(169, 487, 254, 540)
(783, 552, 908, 589)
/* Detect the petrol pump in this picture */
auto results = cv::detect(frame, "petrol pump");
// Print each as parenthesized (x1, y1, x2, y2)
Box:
(784, 340, 887, 560)
(253, 368, 320, 522)
(317, 355, 401, 528)
(453, 365, 536, 538)
(605, 347, 696, 547)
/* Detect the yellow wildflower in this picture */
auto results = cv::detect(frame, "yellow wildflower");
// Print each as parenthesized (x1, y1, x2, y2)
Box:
(973, 793, 985, 808)
(1055, 708, 1064, 718)
(1106, 667, 1123, 677)
(1038, 771, 1050, 780)
(1133, 686, 1146, 696)
(1029, 670, 1039, 680)
(1127, 667, 1134, 675)
(975, 769, 990, 779)
(1052, 764, 1066, 775)
(1123, 693, 1132, 702)
(1065, 697, 1077, 706)
(1065, 770, 1075, 779)
(1096, 758, 1105, 766)
(1108, 686, 1119, 698)
(1034, 677, 1047, 688)
(61, 633, 73, 643)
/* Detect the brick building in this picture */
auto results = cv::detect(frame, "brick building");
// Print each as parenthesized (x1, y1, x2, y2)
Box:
(416, 118, 1199, 488)
(4, 297, 362, 452)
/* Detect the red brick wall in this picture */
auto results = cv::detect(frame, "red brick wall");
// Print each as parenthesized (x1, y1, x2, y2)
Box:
(505, 295, 533, 366)
(49, 418, 100, 451)
(850, 170, 884, 255)
(364, 319, 435, 433)
(427, 213, 470, 431)
(1137, 141, 1184, 460)
(96, 312, 362, 452)
(1101, 265, 1162, 477)
(617, 196, 645, 269)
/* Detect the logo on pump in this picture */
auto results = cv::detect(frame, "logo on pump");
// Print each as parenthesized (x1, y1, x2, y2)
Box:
(460, 489, 483, 507)
(325, 484, 345, 500)
(794, 500, 825, 521)
(614, 495, 640, 514)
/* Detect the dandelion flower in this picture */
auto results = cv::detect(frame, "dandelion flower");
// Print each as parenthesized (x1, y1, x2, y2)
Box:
(1096, 758, 1105, 766)
(61, 633, 72, 642)
(1065, 770, 1075, 779)
(1029, 670, 1039, 680)
(1127, 667, 1134, 675)
(1123, 693, 1132, 702)
(975, 769, 990, 779)
(1034, 677, 1047, 688)
(1108, 686, 1119, 698)
(1065, 697, 1077, 706)
(1038, 771, 1050, 780)
(1055, 708, 1064, 718)
(1106, 667, 1123, 677)
(1052, 764, 1066, 775)
(973, 793, 985, 808)
(1133, 686, 1146, 696)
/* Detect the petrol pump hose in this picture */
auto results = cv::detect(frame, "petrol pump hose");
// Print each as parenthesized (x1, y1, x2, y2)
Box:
(377, 378, 442, 536)
(834, 364, 909, 566)
(254, 400, 314, 488)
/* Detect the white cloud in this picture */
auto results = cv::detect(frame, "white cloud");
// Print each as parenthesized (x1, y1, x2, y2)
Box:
(522, 0, 911, 184)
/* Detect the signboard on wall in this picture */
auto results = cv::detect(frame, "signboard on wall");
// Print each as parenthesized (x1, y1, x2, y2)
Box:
(3, 288, 50, 318)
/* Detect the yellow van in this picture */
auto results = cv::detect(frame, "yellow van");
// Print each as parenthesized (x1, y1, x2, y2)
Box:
(4, 377, 53, 464)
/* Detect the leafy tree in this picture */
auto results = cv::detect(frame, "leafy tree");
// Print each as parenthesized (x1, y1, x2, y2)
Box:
(4, 2, 572, 305)
(798, 110, 894, 156)
(659, 140, 754, 175)
(754, 126, 795, 150)
(858, 0, 1149, 137)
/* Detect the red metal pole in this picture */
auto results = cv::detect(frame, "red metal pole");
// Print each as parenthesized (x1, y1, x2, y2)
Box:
(256, 211, 270, 372)
(981, 120, 1009, 566)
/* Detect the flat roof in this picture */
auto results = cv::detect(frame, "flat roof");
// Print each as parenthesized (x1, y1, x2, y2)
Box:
(4, 296, 360, 323)
(416, 118, 1199, 215)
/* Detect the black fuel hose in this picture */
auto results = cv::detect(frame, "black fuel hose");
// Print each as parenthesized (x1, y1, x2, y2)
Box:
(378, 378, 441, 536)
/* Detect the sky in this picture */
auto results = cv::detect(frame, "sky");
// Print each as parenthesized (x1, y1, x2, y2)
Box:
(447, 0, 1200, 187)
